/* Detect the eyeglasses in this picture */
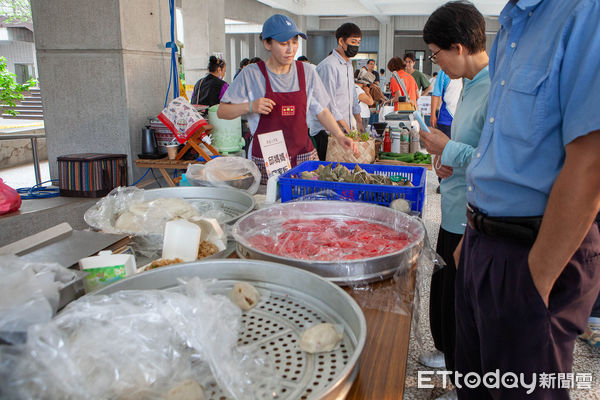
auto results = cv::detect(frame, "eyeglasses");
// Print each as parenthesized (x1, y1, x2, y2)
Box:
(428, 48, 442, 64)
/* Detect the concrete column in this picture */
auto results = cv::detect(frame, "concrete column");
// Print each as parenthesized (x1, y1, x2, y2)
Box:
(182, 0, 225, 86)
(378, 20, 395, 75)
(30, 0, 171, 182)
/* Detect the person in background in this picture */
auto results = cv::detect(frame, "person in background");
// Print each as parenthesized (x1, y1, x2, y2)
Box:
(431, 68, 463, 192)
(379, 68, 388, 92)
(248, 57, 262, 64)
(454, 0, 600, 398)
(430, 71, 438, 89)
(310, 22, 363, 160)
(297, 55, 309, 63)
(417, 3, 490, 399)
(404, 53, 433, 95)
(191, 56, 228, 106)
(430, 69, 462, 139)
(387, 57, 419, 110)
(354, 71, 374, 130)
(233, 58, 249, 80)
(365, 59, 380, 85)
(218, 14, 356, 183)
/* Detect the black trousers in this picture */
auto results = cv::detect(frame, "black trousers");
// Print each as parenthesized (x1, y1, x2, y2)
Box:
(429, 227, 462, 381)
(313, 130, 329, 161)
(455, 223, 600, 399)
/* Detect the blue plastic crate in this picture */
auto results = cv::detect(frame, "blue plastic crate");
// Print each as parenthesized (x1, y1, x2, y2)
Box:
(279, 161, 427, 214)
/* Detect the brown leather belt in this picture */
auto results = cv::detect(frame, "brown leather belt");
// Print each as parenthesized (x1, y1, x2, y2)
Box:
(466, 203, 543, 246)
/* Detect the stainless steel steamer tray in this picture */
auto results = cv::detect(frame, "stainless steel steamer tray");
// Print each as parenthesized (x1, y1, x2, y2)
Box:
(233, 201, 425, 285)
(85, 186, 256, 228)
(95, 259, 367, 400)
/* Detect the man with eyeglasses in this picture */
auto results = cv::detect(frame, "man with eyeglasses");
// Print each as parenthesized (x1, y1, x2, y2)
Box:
(451, 0, 600, 398)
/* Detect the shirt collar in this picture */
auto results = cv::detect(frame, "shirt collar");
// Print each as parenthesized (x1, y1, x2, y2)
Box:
(462, 65, 489, 92)
(500, 0, 541, 29)
(331, 48, 351, 65)
(516, 0, 543, 10)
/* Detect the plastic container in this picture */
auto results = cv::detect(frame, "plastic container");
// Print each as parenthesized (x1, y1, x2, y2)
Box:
(410, 126, 420, 153)
(78, 251, 136, 292)
(208, 104, 245, 153)
(390, 130, 401, 153)
(279, 161, 427, 215)
(383, 128, 391, 152)
(162, 219, 201, 262)
(166, 145, 178, 160)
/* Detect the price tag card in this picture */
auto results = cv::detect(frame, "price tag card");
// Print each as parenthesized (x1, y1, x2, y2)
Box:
(417, 96, 431, 116)
(257, 130, 292, 177)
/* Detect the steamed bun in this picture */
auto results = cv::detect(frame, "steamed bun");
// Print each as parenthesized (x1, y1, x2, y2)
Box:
(299, 323, 343, 353)
(230, 282, 261, 311)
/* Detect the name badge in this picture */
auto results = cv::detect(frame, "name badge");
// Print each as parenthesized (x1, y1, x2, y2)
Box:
(281, 105, 296, 117)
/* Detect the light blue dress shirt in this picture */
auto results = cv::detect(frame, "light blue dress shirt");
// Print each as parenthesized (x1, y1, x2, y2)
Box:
(440, 67, 490, 234)
(310, 49, 361, 134)
(466, 0, 600, 216)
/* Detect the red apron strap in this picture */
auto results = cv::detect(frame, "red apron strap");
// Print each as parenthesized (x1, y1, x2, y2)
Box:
(295, 61, 306, 93)
(257, 61, 274, 95)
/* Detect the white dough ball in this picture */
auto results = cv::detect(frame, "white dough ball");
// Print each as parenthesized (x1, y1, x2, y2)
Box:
(164, 379, 205, 400)
(299, 323, 343, 353)
(230, 282, 261, 311)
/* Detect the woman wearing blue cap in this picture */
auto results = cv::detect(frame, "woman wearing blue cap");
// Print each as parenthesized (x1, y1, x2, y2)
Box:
(218, 14, 356, 183)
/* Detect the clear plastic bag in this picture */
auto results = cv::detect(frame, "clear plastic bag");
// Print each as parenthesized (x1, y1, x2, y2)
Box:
(0, 255, 82, 344)
(84, 187, 229, 235)
(187, 157, 261, 195)
(0, 277, 278, 400)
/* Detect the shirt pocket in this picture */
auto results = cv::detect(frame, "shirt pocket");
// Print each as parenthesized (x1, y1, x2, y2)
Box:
(503, 67, 550, 145)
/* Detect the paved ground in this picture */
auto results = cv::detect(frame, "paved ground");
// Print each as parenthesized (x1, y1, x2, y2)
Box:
(405, 170, 600, 399)
(0, 159, 50, 189)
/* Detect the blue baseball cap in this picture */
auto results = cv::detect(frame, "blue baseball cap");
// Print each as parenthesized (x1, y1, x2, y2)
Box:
(261, 14, 307, 42)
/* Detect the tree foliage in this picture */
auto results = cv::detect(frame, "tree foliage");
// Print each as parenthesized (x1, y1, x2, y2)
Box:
(0, 57, 36, 116)
(0, 0, 31, 23)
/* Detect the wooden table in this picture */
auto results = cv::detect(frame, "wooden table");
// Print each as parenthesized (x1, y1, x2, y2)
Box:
(227, 253, 417, 398)
(134, 158, 203, 187)
(344, 268, 416, 399)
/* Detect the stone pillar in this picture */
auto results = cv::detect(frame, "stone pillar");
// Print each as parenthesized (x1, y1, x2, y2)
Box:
(30, 0, 172, 182)
(378, 20, 395, 76)
(181, 0, 225, 87)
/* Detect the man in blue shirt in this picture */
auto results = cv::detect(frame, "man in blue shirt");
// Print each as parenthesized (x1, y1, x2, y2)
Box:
(455, 0, 600, 398)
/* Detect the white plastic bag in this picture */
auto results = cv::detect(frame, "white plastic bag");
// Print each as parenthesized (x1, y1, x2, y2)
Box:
(0, 255, 81, 344)
(0, 277, 278, 400)
(186, 157, 260, 195)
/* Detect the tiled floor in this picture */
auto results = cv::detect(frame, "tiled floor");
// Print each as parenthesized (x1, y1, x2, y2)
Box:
(0, 160, 51, 190)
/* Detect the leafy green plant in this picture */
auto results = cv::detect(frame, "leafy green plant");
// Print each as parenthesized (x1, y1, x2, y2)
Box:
(0, 0, 31, 23)
(0, 56, 37, 116)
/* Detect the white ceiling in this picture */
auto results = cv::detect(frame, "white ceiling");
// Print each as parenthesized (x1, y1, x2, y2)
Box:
(256, 0, 506, 19)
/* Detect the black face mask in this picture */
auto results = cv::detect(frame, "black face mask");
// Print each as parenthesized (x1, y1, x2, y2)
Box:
(344, 44, 359, 58)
